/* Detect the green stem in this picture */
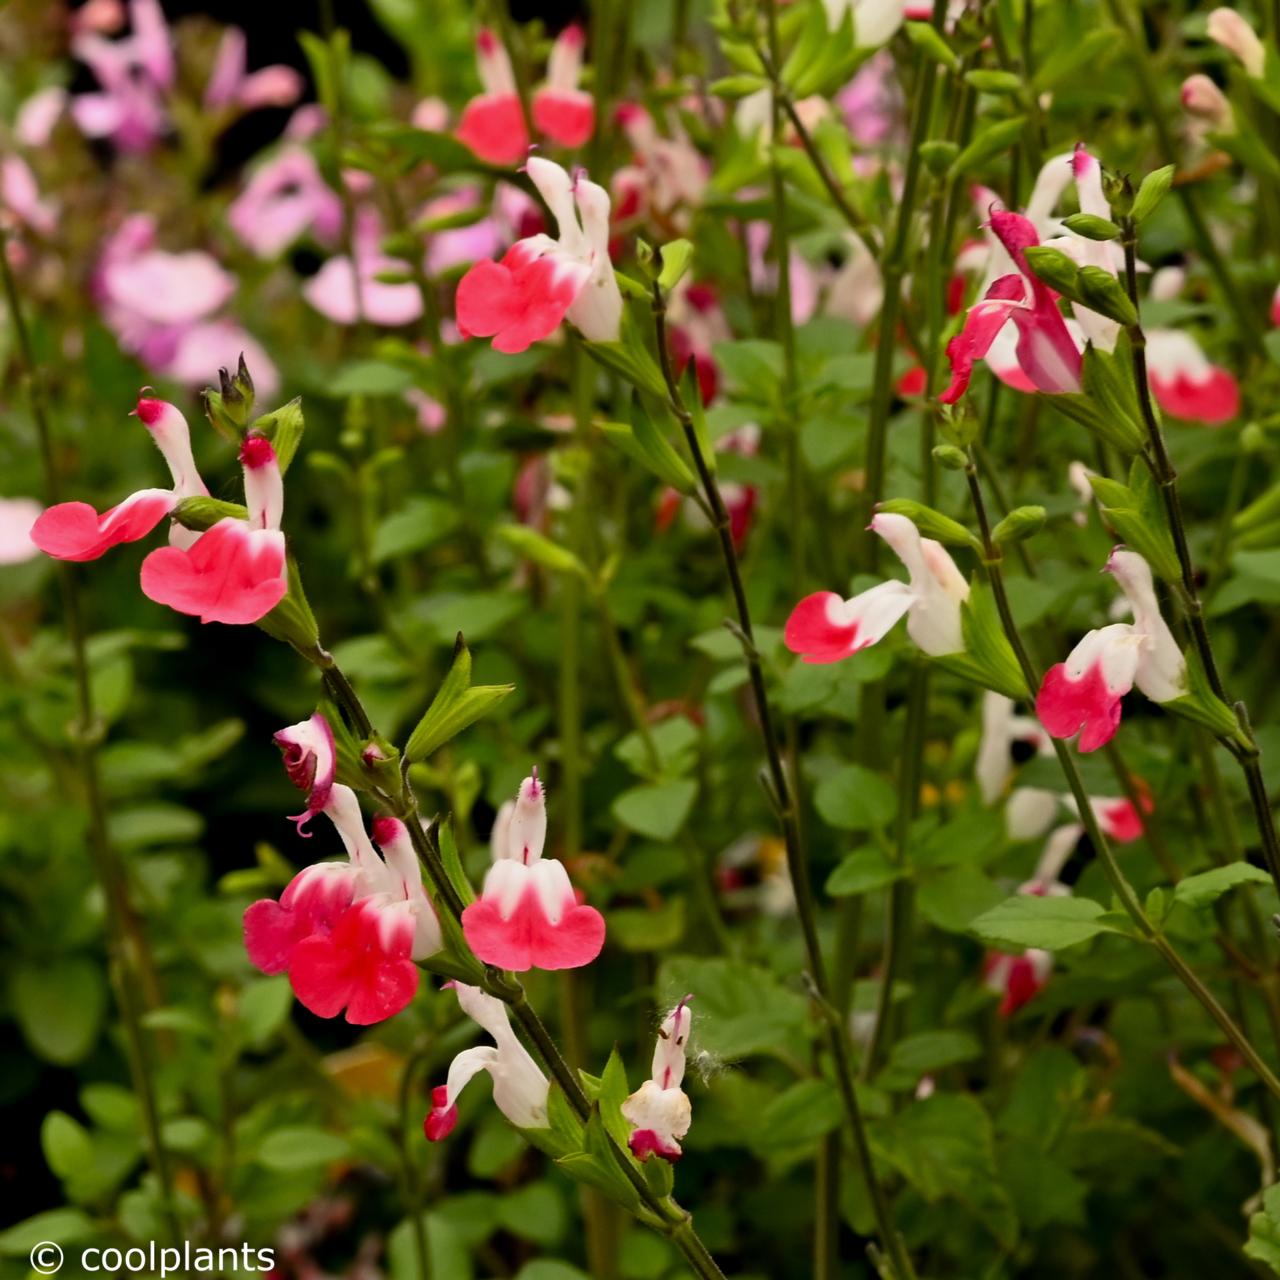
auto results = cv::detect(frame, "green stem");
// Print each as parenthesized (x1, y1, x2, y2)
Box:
(861, 663, 930, 1081)
(651, 283, 917, 1280)
(1118, 227, 1280, 898)
(964, 455, 1280, 1101)
(0, 231, 181, 1246)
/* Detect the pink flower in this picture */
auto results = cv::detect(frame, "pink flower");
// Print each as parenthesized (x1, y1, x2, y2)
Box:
(15, 87, 68, 148)
(785, 513, 968, 662)
(612, 104, 708, 226)
(941, 210, 1082, 404)
(139, 434, 286, 626)
(204, 27, 303, 112)
(0, 498, 44, 565)
(456, 156, 621, 352)
(531, 24, 594, 149)
(836, 51, 901, 147)
(1182, 74, 1234, 128)
(71, 0, 173, 152)
(1, 157, 58, 237)
(424, 982, 549, 1139)
(31, 395, 206, 562)
(274, 712, 337, 832)
(228, 148, 342, 258)
(302, 208, 423, 327)
(460, 770, 605, 972)
(621, 997, 694, 1162)
(419, 189, 503, 275)
(1036, 549, 1186, 753)
(245, 787, 441, 1024)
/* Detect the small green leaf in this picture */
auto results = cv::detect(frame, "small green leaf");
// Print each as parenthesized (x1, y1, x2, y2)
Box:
(1173, 862, 1272, 909)
(658, 239, 694, 291)
(258, 1126, 352, 1171)
(1131, 164, 1176, 224)
(826, 849, 906, 896)
(971, 894, 1116, 951)
(950, 116, 1027, 176)
(611, 780, 698, 841)
(903, 20, 959, 68)
(813, 764, 898, 832)
(495, 524, 591, 579)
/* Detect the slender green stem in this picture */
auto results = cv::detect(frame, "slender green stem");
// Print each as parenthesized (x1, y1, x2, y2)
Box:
(861, 663, 930, 1081)
(1118, 227, 1280, 898)
(651, 283, 917, 1280)
(964, 455, 1280, 1101)
(1, 231, 181, 1245)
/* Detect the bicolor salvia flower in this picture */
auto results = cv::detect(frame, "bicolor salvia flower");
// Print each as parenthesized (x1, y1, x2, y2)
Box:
(460, 770, 606, 972)
(139, 433, 287, 626)
(31, 394, 207, 562)
(621, 997, 694, 1162)
(941, 207, 1082, 404)
(244, 744, 442, 1024)
(456, 26, 594, 166)
(424, 982, 550, 1140)
(784, 512, 968, 663)
(455, 156, 622, 353)
(1036, 549, 1187, 753)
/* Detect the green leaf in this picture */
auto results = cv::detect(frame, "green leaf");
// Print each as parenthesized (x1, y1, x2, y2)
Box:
(1061, 212, 1120, 241)
(876, 498, 978, 548)
(813, 764, 897, 831)
(753, 1080, 843, 1151)
(495, 524, 591, 579)
(373, 497, 460, 563)
(949, 116, 1027, 177)
(598, 1048, 633, 1149)
(826, 848, 906, 896)
(328, 359, 415, 396)
(1131, 164, 1176, 224)
(42, 1111, 93, 1178)
(611, 779, 698, 841)
(1173, 862, 1272, 909)
(971, 894, 1116, 951)
(405, 635, 515, 762)
(903, 20, 959, 69)
(872, 1094, 1017, 1247)
(258, 1126, 352, 1171)
(0, 1209, 96, 1256)
(708, 73, 770, 99)
(657, 239, 694, 290)
(656, 956, 808, 1060)
(880, 1031, 982, 1086)
(625, 394, 697, 492)
(11, 958, 107, 1065)
(1246, 1183, 1280, 1273)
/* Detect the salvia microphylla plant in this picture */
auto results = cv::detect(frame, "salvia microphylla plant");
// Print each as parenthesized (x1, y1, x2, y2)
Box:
(12, 0, 1280, 1276)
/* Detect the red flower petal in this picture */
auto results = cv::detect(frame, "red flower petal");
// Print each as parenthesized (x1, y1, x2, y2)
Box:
(30, 490, 175, 561)
(1036, 661, 1125, 754)
(456, 94, 529, 166)
(783, 592, 859, 664)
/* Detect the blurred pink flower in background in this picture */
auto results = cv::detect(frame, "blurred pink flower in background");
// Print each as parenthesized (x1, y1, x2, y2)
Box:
(303, 208, 423, 327)
(204, 27, 304, 112)
(229, 149, 343, 258)
(96, 215, 278, 395)
(0, 499, 44, 565)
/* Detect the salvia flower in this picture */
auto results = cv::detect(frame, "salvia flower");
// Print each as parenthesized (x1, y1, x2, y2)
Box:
(228, 148, 342, 259)
(244, 782, 441, 1025)
(31, 395, 207, 562)
(621, 997, 694, 1162)
(456, 27, 594, 165)
(203, 27, 303, 113)
(1036, 549, 1187, 752)
(455, 156, 621, 352)
(424, 982, 550, 1139)
(784, 512, 968, 663)
(1181, 74, 1234, 129)
(274, 712, 337, 832)
(139, 434, 287, 625)
(941, 209, 1082, 404)
(460, 770, 606, 972)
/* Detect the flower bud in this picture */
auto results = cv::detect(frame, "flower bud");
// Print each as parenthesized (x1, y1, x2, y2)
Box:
(991, 505, 1048, 544)
(1061, 212, 1120, 241)
(932, 444, 969, 471)
(1022, 245, 1081, 296)
(1181, 74, 1234, 128)
(172, 495, 250, 531)
(1208, 7, 1266, 77)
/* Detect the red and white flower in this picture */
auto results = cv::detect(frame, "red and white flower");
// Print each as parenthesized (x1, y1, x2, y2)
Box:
(1036, 548, 1186, 753)
(785, 512, 968, 663)
(455, 156, 622, 353)
(983, 947, 1054, 1017)
(457, 26, 594, 166)
(139, 434, 287, 626)
(941, 208, 1082, 404)
(460, 770, 606, 972)
(424, 982, 549, 1139)
(244, 779, 442, 1025)
(274, 712, 337, 833)
(621, 997, 694, 1162)
(31, 395, 207, 562)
